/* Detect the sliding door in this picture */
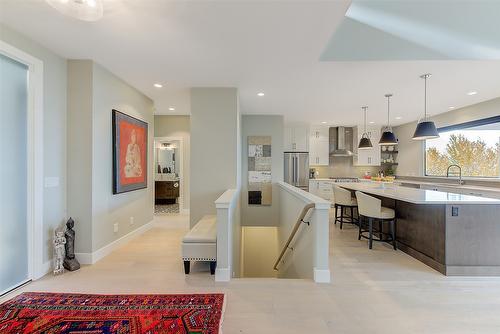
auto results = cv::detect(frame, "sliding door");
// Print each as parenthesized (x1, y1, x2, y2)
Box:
(0, 53, 30, 295)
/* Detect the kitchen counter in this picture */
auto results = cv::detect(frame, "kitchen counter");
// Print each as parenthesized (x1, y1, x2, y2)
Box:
(337, 182, 500, 276)
(336, 182, 500, 204)
(394, 179, 500, 194)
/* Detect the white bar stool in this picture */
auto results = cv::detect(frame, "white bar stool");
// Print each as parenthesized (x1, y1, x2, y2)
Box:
(333, 186, 358, 229)
(355, 191, 397, 250)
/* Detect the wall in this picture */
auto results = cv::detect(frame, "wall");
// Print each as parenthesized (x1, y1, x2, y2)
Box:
(1, 24, 67, 263)
(241, 115, 284, 226)
(154, 115, 190, 210)
(190, 88, 239, 228)
(91, 62, 154, 252)
(242, 227, 278, 277)
(394, 97, 500, 177)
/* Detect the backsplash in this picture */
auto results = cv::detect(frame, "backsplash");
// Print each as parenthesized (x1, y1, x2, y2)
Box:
(311, 156, 380, 179)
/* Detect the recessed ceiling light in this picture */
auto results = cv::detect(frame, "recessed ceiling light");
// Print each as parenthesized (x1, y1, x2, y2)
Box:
(321, 121, 327, 124)
(467, 91, 477, 96)
(168, 107, 175, 111)
(395, 116, 403, 120)
(369, 121, 375, 124)
(257, 92, 265, 97)
(154, 83, 163, 88)
(46, 0, 103, 21)
(449, 106, 455, 109)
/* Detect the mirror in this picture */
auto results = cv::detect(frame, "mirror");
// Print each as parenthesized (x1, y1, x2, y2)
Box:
(155, 140, 180, 180)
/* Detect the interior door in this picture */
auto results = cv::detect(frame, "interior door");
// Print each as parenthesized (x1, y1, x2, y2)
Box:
(0, 54, 30, 295)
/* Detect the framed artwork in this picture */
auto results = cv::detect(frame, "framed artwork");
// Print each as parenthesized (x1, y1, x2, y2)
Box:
(248, 136, 272, 205)
(112, 109, 148, 194)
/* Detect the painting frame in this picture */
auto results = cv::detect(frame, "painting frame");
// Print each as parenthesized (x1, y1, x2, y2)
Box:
(112, 109, 148, 194)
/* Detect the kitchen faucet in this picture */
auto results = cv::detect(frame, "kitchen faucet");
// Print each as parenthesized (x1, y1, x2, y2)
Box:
(446, 164, 464, 185)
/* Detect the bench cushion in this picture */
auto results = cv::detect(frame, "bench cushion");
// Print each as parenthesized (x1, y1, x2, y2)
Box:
(182, 215, 216, 243)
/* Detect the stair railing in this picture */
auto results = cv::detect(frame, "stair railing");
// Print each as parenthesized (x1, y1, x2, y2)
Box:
(273, 203, 315, 270)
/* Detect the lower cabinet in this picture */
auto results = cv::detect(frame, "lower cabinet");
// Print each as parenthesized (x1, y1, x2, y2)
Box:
(309, 180, 333, 200)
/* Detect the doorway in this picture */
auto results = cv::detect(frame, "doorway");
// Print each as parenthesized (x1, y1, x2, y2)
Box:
(0, 42, 44, 295)
(154, 137, 184, 215)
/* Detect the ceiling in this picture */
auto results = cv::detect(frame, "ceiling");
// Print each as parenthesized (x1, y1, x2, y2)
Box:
(1, 0, 500, 126)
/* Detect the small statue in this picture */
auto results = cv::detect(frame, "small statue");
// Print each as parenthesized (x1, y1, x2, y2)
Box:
(53, 230, 66, 275)
(63, 217, 81, 271)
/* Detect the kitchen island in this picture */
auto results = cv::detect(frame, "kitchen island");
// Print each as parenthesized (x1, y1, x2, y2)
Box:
(337, 182, 500, 276)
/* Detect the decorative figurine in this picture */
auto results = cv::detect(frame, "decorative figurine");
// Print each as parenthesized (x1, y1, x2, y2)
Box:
(53, 230, 66, 275)
(63, 217, 81, 271)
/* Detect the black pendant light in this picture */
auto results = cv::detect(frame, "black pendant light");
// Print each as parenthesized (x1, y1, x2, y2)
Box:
(379, 94, 398, 145)
(413, 73, 439, 140)
(358, 106, 373, 149)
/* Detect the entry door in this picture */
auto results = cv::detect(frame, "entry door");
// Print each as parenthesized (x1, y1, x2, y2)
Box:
(0, 54, 30, 295)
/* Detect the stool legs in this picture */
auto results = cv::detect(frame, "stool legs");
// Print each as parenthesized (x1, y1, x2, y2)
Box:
(390, 219, 397, 250)
(210, 261, 217, 275)
(368, 217, 373, 249)
(340, 207, 344, 229)
(184, 261, 190, 274)
(334, 205, 338, 225)
(358, 216, 362, 240)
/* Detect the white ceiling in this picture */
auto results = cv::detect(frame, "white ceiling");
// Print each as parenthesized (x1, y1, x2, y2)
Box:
(1, 0, 500, 126)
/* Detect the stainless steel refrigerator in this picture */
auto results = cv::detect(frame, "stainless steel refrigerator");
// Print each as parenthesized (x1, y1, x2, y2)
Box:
(284, 152, 309, 191)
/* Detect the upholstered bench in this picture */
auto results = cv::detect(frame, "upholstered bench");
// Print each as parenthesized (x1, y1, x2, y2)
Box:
(182, 215, 217, 275)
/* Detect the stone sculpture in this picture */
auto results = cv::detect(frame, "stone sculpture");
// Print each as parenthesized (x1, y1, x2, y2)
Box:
(53, 230, 66, 275)
(63, 217, 81, 271)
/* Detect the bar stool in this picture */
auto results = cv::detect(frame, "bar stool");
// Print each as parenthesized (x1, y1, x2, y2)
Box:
(333, 186, 358, 229)
(355, 191, 397, 250)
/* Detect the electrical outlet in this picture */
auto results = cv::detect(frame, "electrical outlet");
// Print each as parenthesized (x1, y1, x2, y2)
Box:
(113, 222, 119, 233)
(130, 216, 134, 226)
(452, 206, 459, 217)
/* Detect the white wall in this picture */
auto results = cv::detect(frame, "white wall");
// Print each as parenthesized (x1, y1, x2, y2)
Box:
(154, 115, 190, 210)
(240, 115, 284, 226)
(394, 97, 500, 177)
(1, 24, 67, 263)
(190, 88, 239, 228)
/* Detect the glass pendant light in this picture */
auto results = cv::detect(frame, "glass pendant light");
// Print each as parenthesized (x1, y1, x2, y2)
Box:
(413, 74, 440, 140)
(46, 0, 104, 22)
(379, 94, 398, 145)
(358, 106, 373, 149)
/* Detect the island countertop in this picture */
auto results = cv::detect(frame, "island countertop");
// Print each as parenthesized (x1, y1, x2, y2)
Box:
(336, 182, 500, 205)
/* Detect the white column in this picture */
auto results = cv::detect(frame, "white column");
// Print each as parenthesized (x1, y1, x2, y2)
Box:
(312, 202, 331, 283)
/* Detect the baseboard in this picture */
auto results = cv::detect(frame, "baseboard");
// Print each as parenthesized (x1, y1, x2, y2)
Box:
(313, 268, 331, 283)
(75, 219, 155, 265)
(215, 267, 231, 282)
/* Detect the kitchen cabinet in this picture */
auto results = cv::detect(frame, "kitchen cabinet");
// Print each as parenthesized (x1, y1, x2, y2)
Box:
(309, 126, 329, 166)
(309, 180, 333, 200)
(353, 126, 381, 166)
(284, 125, 309, 152)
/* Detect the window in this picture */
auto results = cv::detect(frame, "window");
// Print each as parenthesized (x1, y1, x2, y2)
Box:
(425, 116, 500, 178)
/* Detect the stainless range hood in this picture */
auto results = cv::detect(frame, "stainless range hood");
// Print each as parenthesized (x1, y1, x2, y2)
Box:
(329, 126, 354, 157)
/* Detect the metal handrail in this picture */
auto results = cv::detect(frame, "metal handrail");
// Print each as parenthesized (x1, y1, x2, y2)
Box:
(273, 203, 315, 270)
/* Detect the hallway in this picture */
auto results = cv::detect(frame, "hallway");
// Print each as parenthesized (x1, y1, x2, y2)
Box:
(3, 213, 500, 333)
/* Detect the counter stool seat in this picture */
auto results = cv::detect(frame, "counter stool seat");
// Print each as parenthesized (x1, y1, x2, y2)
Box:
(355, 191, 397, 250)
(333, 186, 359, 229)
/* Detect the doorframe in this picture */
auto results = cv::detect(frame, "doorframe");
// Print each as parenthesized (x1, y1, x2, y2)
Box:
(0, 41, 45, 280)
(153, 136, 187, 213)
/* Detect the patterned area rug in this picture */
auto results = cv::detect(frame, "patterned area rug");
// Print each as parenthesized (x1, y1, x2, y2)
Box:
(155, 203, 180, 214)
(0, 292, 224, 333)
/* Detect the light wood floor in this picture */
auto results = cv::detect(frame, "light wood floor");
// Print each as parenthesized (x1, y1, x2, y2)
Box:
(3, 213, 500, 333)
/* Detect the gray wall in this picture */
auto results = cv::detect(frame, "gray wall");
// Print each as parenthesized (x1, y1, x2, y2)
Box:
(91, 62, 154, 252)
(154, 115, 191, 210)
(1, 24, 67, 262)
(190, 88, 239, 228)
(240, 115, 284, 226)
(394, 97, 500, 177)
(67, 60, 154, 254)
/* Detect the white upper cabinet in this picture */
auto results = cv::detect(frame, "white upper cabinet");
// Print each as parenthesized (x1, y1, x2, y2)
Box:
(309, 126, 329, 166)
(284, 124, 309, 152)
(353, 125, 381, 166)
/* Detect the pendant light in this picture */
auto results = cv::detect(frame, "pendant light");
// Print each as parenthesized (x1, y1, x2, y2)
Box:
(379, 94, 398, 145)
(412, 74, 440, 140)
(46, 0, 104, 22)
(358, 106, 373, 149)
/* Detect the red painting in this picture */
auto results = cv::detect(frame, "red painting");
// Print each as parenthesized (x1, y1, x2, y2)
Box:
(112, 110, 148, 194)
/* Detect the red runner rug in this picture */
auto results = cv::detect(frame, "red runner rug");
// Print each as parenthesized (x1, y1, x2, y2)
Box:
(0, 292, 224, 333)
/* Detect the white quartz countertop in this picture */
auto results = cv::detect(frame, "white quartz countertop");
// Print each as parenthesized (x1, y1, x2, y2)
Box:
(336, 182, 500, 205)
(394, 179, 500, 193)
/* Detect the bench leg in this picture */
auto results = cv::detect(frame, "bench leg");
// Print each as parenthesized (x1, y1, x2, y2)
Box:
(184, 261, 190, 274)
(210, 261, 216, 275)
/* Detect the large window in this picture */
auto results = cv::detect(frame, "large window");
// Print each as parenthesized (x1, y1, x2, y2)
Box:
(425, 116, 500, 178)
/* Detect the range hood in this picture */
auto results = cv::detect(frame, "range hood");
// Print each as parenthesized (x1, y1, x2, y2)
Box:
(329, 126, 354, 157)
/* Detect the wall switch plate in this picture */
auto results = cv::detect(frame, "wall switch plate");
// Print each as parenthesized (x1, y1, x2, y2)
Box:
(130, 216, 134, 225)
(452, 206, 459, 216)
(113, 222, 119, 233)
